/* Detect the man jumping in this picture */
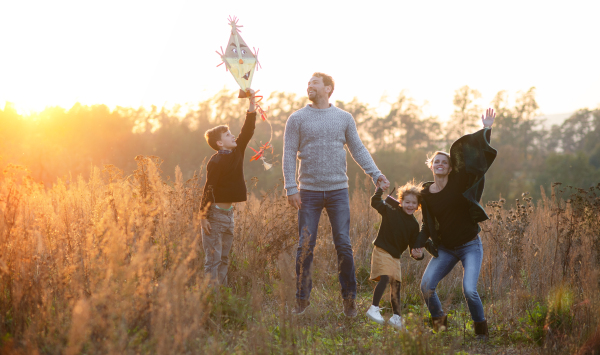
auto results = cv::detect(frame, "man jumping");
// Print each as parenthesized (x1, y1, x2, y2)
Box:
(283, 72, 390, 317)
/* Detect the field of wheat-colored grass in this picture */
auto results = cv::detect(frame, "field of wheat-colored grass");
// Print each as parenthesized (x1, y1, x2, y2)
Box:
(0, 157, 599, 354)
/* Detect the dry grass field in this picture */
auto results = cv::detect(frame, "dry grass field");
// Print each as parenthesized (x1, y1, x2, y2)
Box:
(1, 157, 599, 354)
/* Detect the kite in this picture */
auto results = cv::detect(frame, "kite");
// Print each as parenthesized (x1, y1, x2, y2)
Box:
(216, 16, 273, 170)
(215, 16, 260, 99)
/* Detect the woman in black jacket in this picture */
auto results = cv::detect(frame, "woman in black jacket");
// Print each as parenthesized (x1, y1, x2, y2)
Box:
(413, 108, 497, 340)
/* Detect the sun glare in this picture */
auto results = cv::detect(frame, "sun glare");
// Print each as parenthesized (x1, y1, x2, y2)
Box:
(0, 0, 598, 119)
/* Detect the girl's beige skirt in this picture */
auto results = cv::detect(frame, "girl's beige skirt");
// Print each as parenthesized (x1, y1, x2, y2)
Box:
(369, 246, 402, 281)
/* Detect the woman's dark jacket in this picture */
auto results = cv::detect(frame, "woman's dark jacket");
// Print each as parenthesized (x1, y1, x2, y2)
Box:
(415, 128, 497, 255)
(371, 187, 420, 259)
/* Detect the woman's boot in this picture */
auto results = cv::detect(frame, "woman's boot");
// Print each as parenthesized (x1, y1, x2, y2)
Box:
(431, 315, 448, 333)
(474, 320, 489, 341)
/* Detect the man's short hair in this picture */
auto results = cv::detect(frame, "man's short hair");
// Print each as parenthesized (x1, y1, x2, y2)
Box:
(312, 72, 335, 98)
(204, 125, 229, 151)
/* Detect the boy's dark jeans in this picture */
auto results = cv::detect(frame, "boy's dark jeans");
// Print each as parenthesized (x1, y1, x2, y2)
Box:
(295, 188, 357, 300)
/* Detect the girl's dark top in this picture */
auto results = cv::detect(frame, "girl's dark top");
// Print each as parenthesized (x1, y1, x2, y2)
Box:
(421, 171, 479, 248)
(200, 111, 256, 217)
(416, 128, 497, 251)
(371, 187, 420, 259)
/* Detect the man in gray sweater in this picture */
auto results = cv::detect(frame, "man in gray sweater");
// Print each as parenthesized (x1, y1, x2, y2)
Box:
(283, 72, 390, 317)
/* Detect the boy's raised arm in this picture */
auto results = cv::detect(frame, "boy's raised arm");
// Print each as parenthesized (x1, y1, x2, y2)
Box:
(235, 111, 257, 151)
(235, 89, 258, 151)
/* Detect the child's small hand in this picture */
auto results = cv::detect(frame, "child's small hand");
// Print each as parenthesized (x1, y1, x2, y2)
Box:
(411, 248, 424, 259)
(200, 219, 211, 234)
(377, 175, 390, 190)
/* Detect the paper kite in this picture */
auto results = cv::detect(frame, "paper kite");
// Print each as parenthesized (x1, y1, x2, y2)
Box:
(216, 16, 261, 99)
(216, 16, 273, 170)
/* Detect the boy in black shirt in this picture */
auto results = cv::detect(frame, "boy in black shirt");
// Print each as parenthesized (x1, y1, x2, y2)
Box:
(200, 90, 256, 285)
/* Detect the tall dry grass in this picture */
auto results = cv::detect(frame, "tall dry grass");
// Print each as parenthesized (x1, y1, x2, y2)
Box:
(0, 158, 599, 354)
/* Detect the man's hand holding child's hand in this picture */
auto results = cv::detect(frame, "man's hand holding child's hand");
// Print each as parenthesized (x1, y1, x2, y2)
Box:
(377, 175, 390, 190)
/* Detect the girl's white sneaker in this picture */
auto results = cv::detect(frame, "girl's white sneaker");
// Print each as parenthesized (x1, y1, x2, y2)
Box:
(388, 314, 405, 330)
(366, 305, 385, 324)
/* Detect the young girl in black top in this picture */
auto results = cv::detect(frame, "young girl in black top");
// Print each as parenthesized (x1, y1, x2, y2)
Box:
(366, 182, 424, 329)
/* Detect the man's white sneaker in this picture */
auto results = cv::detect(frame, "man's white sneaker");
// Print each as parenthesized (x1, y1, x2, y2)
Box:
(388, 314, 405, 330)
(366, 305, 385, 324)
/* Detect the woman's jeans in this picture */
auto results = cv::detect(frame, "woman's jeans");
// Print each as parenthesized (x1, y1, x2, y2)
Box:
(296, 188, 356, 301)
(420, 236, 485, 322)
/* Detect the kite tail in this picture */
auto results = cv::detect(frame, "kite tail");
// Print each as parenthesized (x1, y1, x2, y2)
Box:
(249, 93, 274, 169)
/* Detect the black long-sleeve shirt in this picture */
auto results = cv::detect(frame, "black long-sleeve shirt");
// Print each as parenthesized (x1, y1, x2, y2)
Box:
(420, 173, 479, 248)
(371, 188, 420, 258)
(417, 128, 497, 249)
(200, 112, 256, 216)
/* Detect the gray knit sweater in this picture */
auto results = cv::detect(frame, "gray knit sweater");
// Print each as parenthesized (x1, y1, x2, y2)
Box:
(283, 104, 382, 195)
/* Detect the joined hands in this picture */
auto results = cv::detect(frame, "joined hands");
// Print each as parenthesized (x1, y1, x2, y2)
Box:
(376, 175, 390, 190)
(411, 248, 424, 259)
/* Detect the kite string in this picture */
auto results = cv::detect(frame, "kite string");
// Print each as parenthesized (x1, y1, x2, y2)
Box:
(251, 92, 272, 143)
(248, 91, 273, 166)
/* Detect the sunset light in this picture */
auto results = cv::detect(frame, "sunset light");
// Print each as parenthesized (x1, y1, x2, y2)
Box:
(1, 1, 600, 353)
(1, 0, 598, 119)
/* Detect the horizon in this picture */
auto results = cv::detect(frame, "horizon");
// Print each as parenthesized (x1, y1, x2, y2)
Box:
(0, 88, 580, 130)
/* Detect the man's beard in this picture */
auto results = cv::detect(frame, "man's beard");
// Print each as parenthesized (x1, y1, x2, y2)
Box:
(308, 91, 321, 103)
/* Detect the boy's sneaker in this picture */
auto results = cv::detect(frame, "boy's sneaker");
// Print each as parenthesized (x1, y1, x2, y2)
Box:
(343, 298, 358, 318)
(292, 299, 310, 315)
(365, 305, 385, 324)
(388, 314, 405, 330)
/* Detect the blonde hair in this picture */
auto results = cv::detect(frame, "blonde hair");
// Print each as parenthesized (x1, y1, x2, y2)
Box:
(397, 181, 422, 208)
(425, 151, 451, 169)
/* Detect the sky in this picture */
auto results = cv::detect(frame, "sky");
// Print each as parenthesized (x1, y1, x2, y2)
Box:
(1, 0, 599, 122)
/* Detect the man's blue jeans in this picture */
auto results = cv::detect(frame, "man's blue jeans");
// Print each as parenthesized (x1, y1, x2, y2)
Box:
(296, 188, 356, 300)
(420, 236, 486, 322)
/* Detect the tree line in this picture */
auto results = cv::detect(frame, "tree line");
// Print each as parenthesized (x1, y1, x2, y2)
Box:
(1, 86, 599, 203)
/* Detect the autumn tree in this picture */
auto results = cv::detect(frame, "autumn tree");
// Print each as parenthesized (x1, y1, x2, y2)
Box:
(446, 85, 481, 143)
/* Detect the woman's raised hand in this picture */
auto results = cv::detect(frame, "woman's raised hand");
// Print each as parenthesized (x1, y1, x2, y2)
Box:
(482, 108, 496, 128)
